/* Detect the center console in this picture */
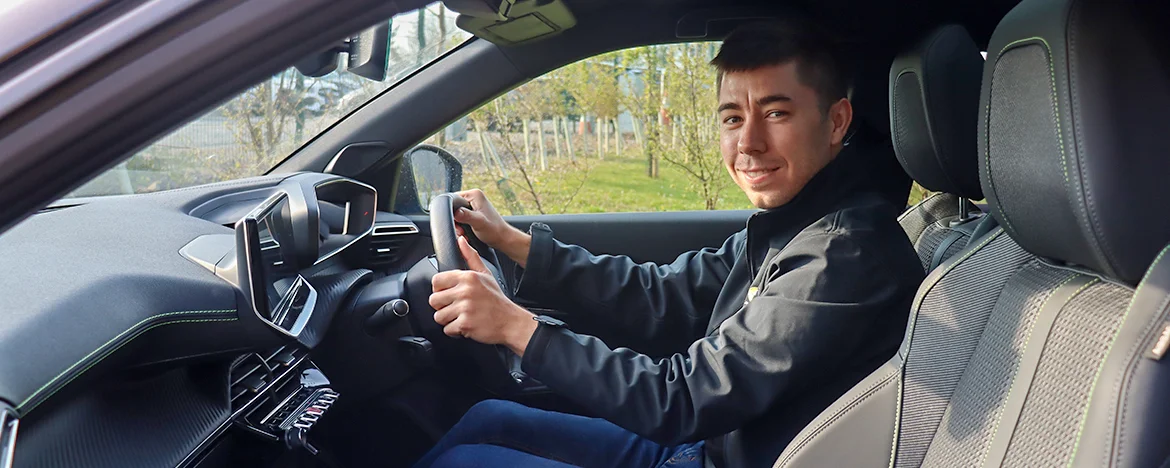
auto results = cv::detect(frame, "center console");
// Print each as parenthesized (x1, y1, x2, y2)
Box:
(186, 347, 341, 467)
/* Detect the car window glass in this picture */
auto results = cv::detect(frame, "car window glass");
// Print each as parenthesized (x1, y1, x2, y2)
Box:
(68, 2, 469, 197)
(421, 42, 755, 215)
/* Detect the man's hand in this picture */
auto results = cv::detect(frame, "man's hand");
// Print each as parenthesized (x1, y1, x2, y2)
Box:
(430, 235, 538, 356)
(453, 189, 532, 267)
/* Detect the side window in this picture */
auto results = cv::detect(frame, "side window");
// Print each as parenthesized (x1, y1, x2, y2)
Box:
(423, 43, 754, 214)
(908, 182, 931, 207)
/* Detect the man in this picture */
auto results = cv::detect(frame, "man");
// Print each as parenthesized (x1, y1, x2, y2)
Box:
(415, 21, 924, 468)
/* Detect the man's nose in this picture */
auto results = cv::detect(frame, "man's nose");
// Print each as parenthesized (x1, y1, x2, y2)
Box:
(736, 116, 766, 155)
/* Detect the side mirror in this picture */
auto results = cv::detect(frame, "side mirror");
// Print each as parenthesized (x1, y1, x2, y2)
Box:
(407, 145, 463, 210)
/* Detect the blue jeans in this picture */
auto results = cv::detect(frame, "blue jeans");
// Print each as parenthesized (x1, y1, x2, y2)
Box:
(413, 400, 704, 468)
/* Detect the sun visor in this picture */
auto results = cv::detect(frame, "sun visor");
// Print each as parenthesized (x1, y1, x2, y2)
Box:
(453, 0, 576, 46)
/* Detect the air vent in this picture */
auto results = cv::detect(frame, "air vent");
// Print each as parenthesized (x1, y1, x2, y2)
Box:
(369, 223, 419, 266)
(229, 346, 307, 410)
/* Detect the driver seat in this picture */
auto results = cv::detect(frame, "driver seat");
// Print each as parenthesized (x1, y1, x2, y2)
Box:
(774, 0, 1170, 466)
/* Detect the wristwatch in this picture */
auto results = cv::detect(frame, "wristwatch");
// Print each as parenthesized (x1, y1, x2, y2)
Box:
(532, 315, 566, 328)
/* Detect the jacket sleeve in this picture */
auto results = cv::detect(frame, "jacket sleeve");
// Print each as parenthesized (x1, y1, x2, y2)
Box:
(513, 222, 742, 344)
(519, 230, 916, 445)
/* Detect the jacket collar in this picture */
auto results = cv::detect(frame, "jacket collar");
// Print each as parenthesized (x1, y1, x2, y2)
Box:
(743, 143, 873, 274)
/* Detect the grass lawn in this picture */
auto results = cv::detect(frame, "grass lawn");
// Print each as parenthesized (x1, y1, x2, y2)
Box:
(462, 152, 929, 216)
(463, 155, 756, 215)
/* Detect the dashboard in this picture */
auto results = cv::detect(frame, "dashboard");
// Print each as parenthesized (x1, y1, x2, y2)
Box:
(0, 172, 428, 467)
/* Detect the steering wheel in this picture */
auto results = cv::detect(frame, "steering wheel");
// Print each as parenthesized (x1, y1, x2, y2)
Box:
(416, 193, 519, 393)
(428, 194, 506, 289)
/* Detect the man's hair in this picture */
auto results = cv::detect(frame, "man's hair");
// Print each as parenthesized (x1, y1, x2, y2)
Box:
(711, 21, 850, 113)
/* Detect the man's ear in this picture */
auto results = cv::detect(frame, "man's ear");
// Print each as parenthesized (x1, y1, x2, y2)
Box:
(827, 98, 853, 146)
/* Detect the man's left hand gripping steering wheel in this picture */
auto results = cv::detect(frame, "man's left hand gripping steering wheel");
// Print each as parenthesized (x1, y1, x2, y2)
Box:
(429, 236, 538, 356)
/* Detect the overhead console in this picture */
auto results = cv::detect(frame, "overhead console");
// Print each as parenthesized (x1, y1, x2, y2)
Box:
(181, 173, 377, 347)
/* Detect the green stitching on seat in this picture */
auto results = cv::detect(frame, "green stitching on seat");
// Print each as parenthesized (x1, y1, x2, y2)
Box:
(16, 309, 237, 414)
(1068, 244, 1170, 467)
(889, 228, 1006, 468)
(985, 36, 1061, 238)
(995, 37, 1067, 187)
(983, 273, 1096, 467)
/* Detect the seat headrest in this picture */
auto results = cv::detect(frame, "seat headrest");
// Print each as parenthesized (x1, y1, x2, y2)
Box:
(980, 0, 1170, 284)
(890, 25, 985, 200)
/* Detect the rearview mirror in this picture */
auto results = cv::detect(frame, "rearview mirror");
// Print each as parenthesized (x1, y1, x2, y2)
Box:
(294, 21, 390, 81)
(407, 145, 463, 210)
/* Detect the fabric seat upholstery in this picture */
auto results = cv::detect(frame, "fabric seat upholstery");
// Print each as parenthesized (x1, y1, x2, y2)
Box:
(774, 1, 1170, 467)
(891, 24, 986, 272)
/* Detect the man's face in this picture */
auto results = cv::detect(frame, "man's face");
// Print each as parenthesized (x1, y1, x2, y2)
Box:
(718, 62, 851, 209)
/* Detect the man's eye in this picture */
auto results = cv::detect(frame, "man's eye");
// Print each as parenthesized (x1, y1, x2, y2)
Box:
(723, 116, 742, 125)
(767, 110, 789, 118)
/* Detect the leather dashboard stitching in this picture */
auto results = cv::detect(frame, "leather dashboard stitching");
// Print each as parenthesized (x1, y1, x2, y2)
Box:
(16, 309, 237, 414)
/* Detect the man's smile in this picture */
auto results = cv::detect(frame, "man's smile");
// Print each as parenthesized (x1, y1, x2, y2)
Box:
(738, 165, 782, 185)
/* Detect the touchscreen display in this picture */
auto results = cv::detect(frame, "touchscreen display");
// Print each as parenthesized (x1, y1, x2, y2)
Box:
(256, 196, 298, 317)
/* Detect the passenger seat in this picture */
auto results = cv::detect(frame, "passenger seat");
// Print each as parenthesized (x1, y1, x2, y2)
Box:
(774, 1, 1170, 466)
(890, 25, 986, 272)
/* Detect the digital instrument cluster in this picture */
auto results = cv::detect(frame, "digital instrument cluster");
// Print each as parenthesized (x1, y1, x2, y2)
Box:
(234, 175, 376, 342)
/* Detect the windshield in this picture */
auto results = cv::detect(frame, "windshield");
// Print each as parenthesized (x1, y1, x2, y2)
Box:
(70, 2, 469, 197)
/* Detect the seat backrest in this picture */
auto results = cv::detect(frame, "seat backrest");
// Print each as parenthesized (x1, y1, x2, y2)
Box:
(775, 1, 1170, 467)
(890, 25, 987, 271)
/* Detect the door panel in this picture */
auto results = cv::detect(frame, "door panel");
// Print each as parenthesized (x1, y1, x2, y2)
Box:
(409, 210, 753, 265)
(504, 210, 754, 265)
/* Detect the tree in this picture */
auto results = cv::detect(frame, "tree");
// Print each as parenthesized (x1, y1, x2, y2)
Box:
(460, 79, 594, 215)
(619, 46, 664, 177)
(658, 43, 726, 210)
(562, 55, 620, 159)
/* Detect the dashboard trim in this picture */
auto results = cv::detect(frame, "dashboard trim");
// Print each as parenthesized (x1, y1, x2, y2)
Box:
(15, 309, 238, 414)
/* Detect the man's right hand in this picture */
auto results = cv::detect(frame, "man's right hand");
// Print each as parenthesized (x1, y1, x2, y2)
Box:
(453, 189, 532, 268)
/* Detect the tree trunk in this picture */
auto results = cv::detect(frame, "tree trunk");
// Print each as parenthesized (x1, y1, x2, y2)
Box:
(552, 116, 562, 160)
(632, 117, 644, 150)
(437, 4, 446, 48)
(475, 127, 493, 169)
(595, 116, 603, 159)
(613, 118, 622, 155)
(416, 9, 427, 67)
(294, 74, 305, 143)
(604, 117, 611, 156)
(523, 119, 531, 165)
(484, 134, 508, 178)
(562, 117, 575, 161)
(536, 119, 547, 170)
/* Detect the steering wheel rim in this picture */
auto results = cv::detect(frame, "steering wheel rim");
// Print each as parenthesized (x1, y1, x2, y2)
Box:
(428, 193, 503, 278)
